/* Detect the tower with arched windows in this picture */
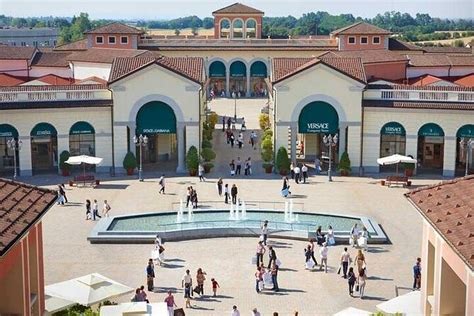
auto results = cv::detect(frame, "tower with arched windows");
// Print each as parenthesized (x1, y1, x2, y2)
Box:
(212, 3, 264, 39)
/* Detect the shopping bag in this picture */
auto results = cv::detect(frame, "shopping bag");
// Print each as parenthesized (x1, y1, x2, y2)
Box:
(349, 237, 354, 246)
(358, 236, 367, 249)
(259, 235, 265, 242)
(251, 256, 257, 265)
(355, 284, 360, 292)
(337, 265, 341, 274)
(305, 259, 315, 269)
(230, 170, 235, 176)
(151, 250, 159, 260)
(159, 252, 165, 262)
(258, 280, 264, 291)
(275, 258, 282, 267)
(193, 286, 201, 295)
(328, 236, 336, 246)
(263, 272, 273, 288)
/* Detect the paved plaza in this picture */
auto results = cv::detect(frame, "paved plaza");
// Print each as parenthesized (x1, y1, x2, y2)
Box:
(35, 170, 442, 315)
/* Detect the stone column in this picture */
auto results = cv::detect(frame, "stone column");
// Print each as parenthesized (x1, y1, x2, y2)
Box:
(226, 71, 230, 97)
(128, 123, 136, 156)
(57, 134, 69, 175)
(246, 67, 251, 97)
(19, 136, 32, 176)
(275, 123, 289, 163)
(406, 134, 418, 175)
(176, 122, 186, 173)
(290, 122, 297, 163)
(443, 136, 456, 177)
(338, 123, 347, 160)
(113, 124, 129, 175)
(347, 125, 361, 172)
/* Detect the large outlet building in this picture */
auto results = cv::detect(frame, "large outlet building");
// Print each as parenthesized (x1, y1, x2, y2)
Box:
(0, 2, 473, 177)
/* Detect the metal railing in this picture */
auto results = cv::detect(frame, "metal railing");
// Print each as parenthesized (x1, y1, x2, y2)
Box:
(0, 88, 112, 103)
(365, 88, 474, 103)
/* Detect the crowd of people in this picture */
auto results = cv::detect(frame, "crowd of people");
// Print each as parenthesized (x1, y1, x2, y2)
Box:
(84, 198, 110, 220)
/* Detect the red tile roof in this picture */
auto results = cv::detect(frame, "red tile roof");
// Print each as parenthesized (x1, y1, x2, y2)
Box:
(0, 178, 56, 257)
(0, 84, 106, 92)
(31, 51, 71, 67)
(331, 22, 391, 36)
(67, 48, 149, 64)
(212, 3, 264, 15)
(388, 38, 423, 51)
(85, 22, 143, 35)
(0, 46, 37, 60)
(454, 74, 474, 87)
(367, 83, 474, 92)
(0, 73, 25, 86)
(272, 56, 366, 84)
(422, 46, 472, 54)
(408, 74, 458, 87)
(76, 76, 108, 85)
(326, 50, 408, 64)
(407, 54, 474, 67)
(53, 39, 88, 51)
(109, 56, 204, 84)
(22, 74, 73, 85)
(405, 176, 474, 271)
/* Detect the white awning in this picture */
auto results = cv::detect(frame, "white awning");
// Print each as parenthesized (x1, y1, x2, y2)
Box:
(377, 290, 422, 315)
(65, 155, 103, 165)
(100, 302, 169, 316)
(377, 154, 417, 166)
(333, 307, 372, 316)
(45, 295, 76, 314)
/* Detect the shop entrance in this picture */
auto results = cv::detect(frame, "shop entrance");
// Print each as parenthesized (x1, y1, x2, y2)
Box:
(230, 61, 247, 96)
(0, 124, 19, 176)
(379, 122, 406, 172)
(209, 61, 226, 98)
(250, 61, 267, 97)
(455, 124, 474, 176)
(31, 122, 58, 174)
(135, 101, 177, 170)
(417, 123, 444, 173)
(297, 101, 339, 167)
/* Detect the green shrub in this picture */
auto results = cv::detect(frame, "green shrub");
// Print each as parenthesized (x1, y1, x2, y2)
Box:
(263, 129, 273, 140)
(208, 112, 219, 129)
(338, 151, 351, 173)
(259, 113, 271, 130)
(275, 146, 290, 173)
(59, 150, 71, 171)
(261, 137, 274, 162)
(186, 146, 199, 172)
(202, 139, 212, 149)
(202, 122, 213, 141)
(401, 162, 415, 170)
(122, 152, 137, 170)
(200, 147, 216, 162)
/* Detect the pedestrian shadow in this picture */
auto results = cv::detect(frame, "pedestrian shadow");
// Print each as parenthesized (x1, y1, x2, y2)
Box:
(360, 295, 388, 301)
(278, 267, 298, 272)
(162, 263, 184, 269)
(367, 276, 393, 281)
(189, 305, 215, 311)
(278, 288, 306, 293)
(287, 194, 307, 199)
(153, 286, 181, 293)
(269, 241, 293, 246)
(216, 294, 234, 299)
(93, 184, 129, 190)
(195, 297, 220, 302)
(367, 247, 390, 253)
(165, 258, 186, 262)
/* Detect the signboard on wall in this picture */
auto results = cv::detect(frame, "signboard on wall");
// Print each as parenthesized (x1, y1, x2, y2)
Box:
(298, 101, 339, 134)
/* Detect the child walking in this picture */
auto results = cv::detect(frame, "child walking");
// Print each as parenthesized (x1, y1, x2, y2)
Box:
(211, 278, 220, 297)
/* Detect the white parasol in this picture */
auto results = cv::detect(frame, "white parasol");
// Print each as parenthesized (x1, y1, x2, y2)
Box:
(65, 155, 103, 185)
(377, 154, 417, 175)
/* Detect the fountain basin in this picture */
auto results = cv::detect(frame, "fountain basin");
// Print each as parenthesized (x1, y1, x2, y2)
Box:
(88, 210, 388, 244)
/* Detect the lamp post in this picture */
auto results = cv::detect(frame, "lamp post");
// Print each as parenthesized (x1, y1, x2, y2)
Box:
(133, 134, 148, 181)
(323, 134, 338, 182)
(7, 138, 22, 180)
(232, 91, 237, 121)
(460, 137, 474, 176)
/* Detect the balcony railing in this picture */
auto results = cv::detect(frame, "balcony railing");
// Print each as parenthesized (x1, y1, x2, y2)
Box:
(365, 88, 474, 103)
(0, 86, 112, 103)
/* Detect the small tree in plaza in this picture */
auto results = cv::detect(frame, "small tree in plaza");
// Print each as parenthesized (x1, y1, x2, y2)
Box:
(259, 113, 271, 130)
(123, 152, 137, 175)
(59, 150, 71, 176)
(186, 145, 199, 176)
(338, 151, 351, 176)
(261, 137, 274, 173)
(276, 146, 290, 175)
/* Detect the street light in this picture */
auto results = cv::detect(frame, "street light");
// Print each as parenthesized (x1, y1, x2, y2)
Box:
(460, 137, 474, 176)
(323, 134, 338, 182)
(232, 91, 237, 121)
(133, 134, 148, 181)
(7, 138, 22, 180)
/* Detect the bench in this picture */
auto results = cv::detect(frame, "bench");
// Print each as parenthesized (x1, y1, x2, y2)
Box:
(70, 175, 100, 187)
(382, 176, 411, 187)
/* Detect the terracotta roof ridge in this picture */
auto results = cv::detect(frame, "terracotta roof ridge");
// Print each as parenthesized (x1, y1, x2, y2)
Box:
(405, 175, 474, 196)
(330, 21, 363, 35)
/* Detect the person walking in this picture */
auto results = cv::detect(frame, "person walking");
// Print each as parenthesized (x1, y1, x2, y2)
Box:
(350, 224, 360, 247)
(229, 160, 236, 176)
(241, 117, 246, 131)
(294, 164, 301, 184)
(319, 242, 329, 273)
(164, 291, 177, 316)
(146, 258, 155, 292)
(251, 308, 261, 316)
(340, 247, 352, 279)
(158, 174, 166, 194)
(282, 176, 291, 196)
(217, 178, 223, 196)
(231, 305, 241, 316)
(191, 188, 198, 209)
(195, 268, 207, 296)
(182, 269, 193, 299)
(211, 278, 220, 297)
(255, 266, 263, 293)
(316, 225, 325, 245)
(236, 157, 242, 175)
(250, 131, 257, 149)
(267, 245, 277, 268)
(227, 117, 232, 130)
(304, 245, 313, 268)
(58, 184, 68, 203)
(309, 238, 318, 266)
(271, 262, 279, 291)
(413, 257, 421, 290)
(326, 225, 335, 246)
(224, 184, 230, 204)
(246, 157, 252, 175)
(261, 220, 269, 245)
(315, 156, 321, 174)
(92, 199, 100, 220)
(198, 164, 205, 182)
(186, 186, 192, 207)
(256, 241, 266, 267)
(222, 116, 226, 132)
(102, 200, 111, 218)
(290, 162, 295, 179)
(302, 164, 308, 183)
(348, 267, 356, 296)
(56, 188, 65, 205)
(357, 268, 367, 298)
(238, 132, 244, 149)
(354, 249, 366, 274)
(230, 133, 235, 148)
(85, 199, 92, 220)
(231, 184, 238, 204)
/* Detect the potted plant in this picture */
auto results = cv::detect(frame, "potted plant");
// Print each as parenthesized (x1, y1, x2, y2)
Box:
(403, 162, 415, 177)
(201, 139, 212, 149)
(203, 162, 214, 173)
(122, 152, 137, 175)
(186, 146, 199, 176)
(208, 112, 219, 129)
(338, 151, 351, 176)
(276, 147, 290, 176)
(259, 113, 271, 130)
(59, 150, 71, 176)
(261, 137, 274, 173)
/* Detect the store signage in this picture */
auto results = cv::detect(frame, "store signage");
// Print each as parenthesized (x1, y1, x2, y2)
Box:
(0, 132, 13, 137)
(36, 130, 51, 136)
(142, 128, 171, 134)
(71, 129, 93, 135)
(381, 122, 405, 136)
(419, 123, 444, 137)
(306, 122, 330, 133)
(298, 101, 339, 134)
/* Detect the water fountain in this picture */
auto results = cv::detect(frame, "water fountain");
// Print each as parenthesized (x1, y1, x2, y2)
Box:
(289, 200, 294, 222)
(187, 204, 193, 222)
(235, 201, 240, 220)
(229, 203, 234, 220)
(241, 201, 247, 219)
(177, 199, 184, 223)
(284, 201, 289, 222)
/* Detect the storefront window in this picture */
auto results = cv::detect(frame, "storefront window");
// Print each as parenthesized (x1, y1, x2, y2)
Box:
(0, 124, 19, 175)
(220, 19, 230, 38)
(70, 134, 95, 156)
(232, 19, 244, 38)
(380, 135, 406, 157)
(246, 19, 256, 38)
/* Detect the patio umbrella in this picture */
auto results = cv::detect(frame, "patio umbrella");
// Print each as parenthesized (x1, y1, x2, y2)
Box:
(100, 302, 169, 316)
(377, 154, 417, 175)
(45, 273, 133, 307)
(333, 307, 372, 316)
(376, 290, 422, 315)
(65, 155, 103, 185)
(45, 295, 76, 314)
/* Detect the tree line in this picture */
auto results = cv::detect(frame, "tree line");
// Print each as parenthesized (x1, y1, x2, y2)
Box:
(0, 11, 472, 45)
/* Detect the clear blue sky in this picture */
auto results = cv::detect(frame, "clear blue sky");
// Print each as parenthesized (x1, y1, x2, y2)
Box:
(1, 0, 473, 20)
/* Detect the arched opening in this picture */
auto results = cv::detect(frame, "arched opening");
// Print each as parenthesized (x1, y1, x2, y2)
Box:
(379, 122, 406, 172)
(455, 124, 474, 176)
(232, 19, 244, 38)
(250, 61, 267, 97)
(220, 19, 230, 38)
(229, 61, 247, 96)
(31, 122, 58, 174)
(70, 121, 96, 172)
(0, 124, 20, 176)
(417, 123, 444, 174)
(135, 101, 177, 169)
(209, 60, 226, 98)
(297, 101, 339, 168)
(245, 19, 256, 38)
